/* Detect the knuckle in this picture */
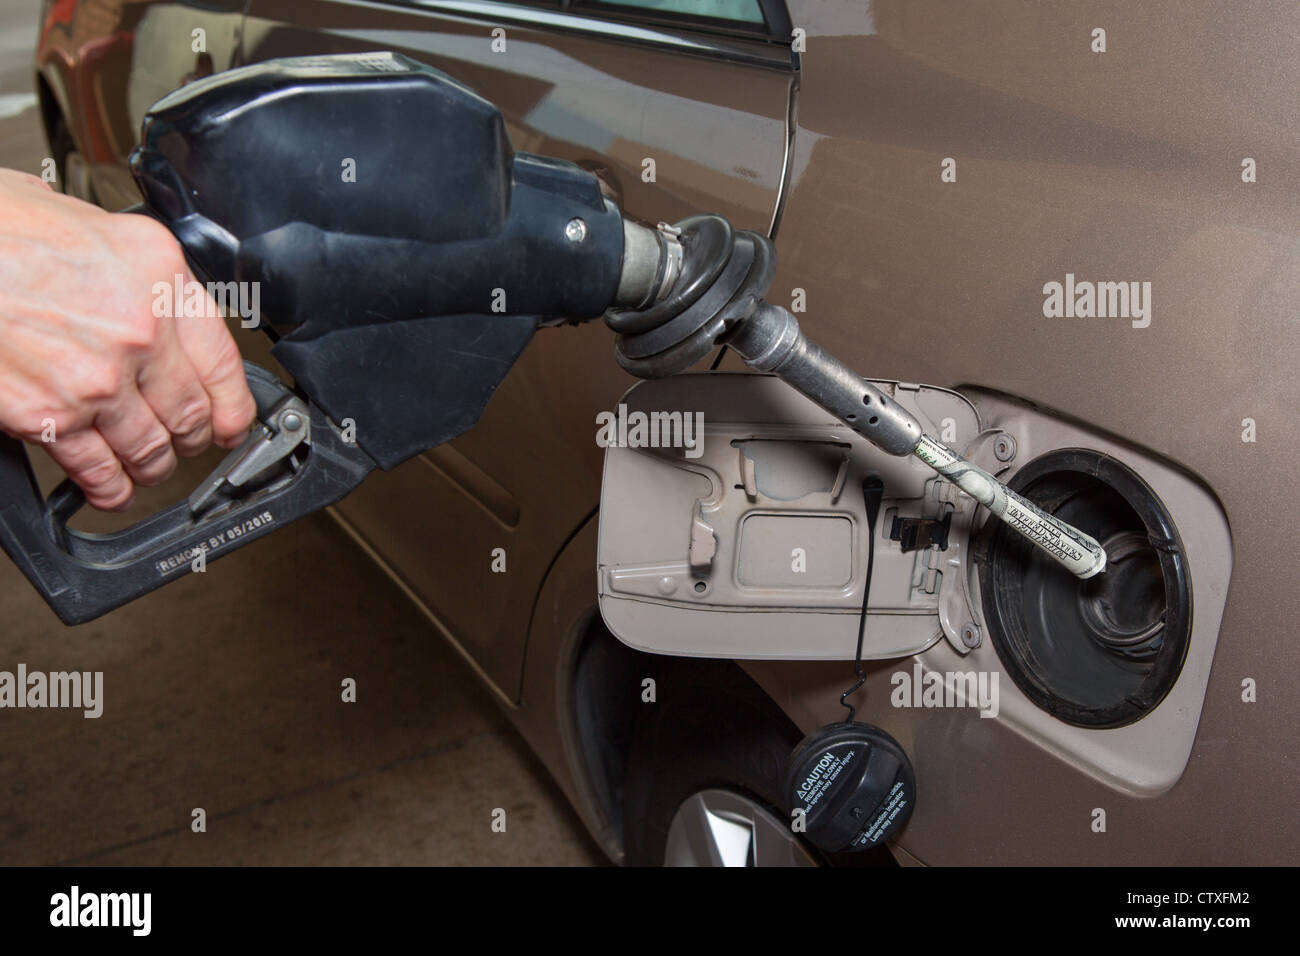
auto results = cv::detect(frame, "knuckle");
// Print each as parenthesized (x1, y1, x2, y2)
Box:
(133, 456, 176, 487)
(121, 214, 182, 258)
(117, 310, 162, 353)
(97, 484, 135, 511)
(122, 429, 174, 469)
(204, 338, 245, 383)
(212, 397, 256, 440)
(11, 409, 64, 443)
(167, 397, 212, 438)
(78, 371, 122, 405)
(76, 456, 124, 490)
(78, 365, 122, 404)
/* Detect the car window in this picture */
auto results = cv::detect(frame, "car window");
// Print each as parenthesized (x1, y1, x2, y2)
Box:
(572, 0, 767, 27)
(566, 0, 769, 34)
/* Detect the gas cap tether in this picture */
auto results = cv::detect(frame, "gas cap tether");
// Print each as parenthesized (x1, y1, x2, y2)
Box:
(779, 476, 917, 854)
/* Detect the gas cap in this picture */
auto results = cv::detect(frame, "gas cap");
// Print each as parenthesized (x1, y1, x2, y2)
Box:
(783, 722, 916, 853)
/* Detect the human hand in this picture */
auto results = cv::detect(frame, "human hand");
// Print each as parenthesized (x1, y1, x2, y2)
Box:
(0, 169, 256, 510)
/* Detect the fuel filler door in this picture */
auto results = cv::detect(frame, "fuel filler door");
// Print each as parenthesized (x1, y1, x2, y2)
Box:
(597, 373, 988, 660)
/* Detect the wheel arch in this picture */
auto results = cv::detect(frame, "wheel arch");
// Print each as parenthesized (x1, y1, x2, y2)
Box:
(516, 513, 816, 863)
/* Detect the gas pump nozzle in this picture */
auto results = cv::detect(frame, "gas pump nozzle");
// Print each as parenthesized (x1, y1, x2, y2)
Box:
(608, 216, 1107, 580)
(0, 52, 1101, 625)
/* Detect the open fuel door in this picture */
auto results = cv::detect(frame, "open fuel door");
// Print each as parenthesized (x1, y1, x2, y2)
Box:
(597, 373, 988, 660)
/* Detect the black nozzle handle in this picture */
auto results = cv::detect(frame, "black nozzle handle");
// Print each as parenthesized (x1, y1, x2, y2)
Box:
(0, 363, 376, 625)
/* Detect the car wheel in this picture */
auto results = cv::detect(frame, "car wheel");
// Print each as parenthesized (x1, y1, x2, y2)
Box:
(620, 660, 889, 867)
(620, 666, 806, 867)
(663, 787, 819, 866)
(619, 661, 902, 867)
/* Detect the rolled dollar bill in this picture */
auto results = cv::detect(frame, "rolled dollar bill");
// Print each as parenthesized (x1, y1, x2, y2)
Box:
(913, 435, 1107, 579)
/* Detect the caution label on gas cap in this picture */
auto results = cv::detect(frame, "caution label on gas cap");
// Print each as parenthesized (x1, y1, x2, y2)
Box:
(795, 747, 855, 809)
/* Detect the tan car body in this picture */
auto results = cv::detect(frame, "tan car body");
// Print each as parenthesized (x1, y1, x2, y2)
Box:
(36, 0, 1298, 864)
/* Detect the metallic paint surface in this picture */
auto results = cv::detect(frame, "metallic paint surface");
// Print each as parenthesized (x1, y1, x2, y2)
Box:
(34, 0, 1298, 864)
(743, 0, 1298, 864)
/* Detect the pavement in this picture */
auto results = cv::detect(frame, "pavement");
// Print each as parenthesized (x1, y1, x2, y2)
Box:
(0, 4, 603, 866)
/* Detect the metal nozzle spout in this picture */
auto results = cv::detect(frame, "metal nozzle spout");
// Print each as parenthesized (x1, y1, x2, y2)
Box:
(614, 218, 683, 310)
